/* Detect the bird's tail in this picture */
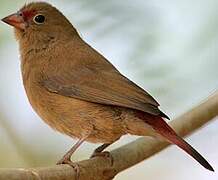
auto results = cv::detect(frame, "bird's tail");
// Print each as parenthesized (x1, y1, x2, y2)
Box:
(135, 111, 214, 172)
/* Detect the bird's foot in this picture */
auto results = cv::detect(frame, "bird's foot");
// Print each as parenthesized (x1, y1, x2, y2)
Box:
(90, 151, 114, 166)
(56, 158, 80, 179)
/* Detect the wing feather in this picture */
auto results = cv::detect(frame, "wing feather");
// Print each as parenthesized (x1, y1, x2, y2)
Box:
(41, 39, 169, 119)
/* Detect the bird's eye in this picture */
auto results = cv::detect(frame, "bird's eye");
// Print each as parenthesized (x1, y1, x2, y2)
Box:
(33, 14, 45, 24)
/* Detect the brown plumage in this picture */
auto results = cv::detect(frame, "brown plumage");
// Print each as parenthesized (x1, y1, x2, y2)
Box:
(2, 2, 213, 172)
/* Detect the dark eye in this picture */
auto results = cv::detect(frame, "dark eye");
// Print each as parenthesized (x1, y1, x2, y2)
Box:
(33, 14, 45, 24)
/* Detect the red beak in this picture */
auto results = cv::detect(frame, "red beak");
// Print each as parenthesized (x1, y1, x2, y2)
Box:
(1, 12, 27, 30)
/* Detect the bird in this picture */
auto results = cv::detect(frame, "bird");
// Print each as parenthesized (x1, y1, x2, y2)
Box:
(1, 1, 214, 173)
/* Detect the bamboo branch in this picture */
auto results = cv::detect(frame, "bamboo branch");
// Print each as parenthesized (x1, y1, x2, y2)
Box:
(0, 91, 217, 180)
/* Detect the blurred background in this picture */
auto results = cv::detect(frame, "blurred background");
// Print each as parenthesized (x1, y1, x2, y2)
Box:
(0, 0, 217, 179)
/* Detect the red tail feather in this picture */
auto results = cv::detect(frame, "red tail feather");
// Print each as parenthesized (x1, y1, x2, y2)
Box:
(135, 111, 214, 171)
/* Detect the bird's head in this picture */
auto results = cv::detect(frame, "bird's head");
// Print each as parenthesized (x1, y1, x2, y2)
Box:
(1, 2, 78, 46)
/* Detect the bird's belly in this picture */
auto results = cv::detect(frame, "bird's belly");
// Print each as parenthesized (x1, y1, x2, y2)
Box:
(25, 84, 126, 143)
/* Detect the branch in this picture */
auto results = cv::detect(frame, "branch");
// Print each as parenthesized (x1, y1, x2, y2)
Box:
(0, 91, 217, 180)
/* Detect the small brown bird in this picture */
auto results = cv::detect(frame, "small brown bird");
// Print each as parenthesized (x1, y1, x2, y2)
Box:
(2, 2, 214, 172)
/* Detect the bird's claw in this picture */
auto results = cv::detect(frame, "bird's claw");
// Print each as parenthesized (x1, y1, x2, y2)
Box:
(56, 158, 80, 179)
(90, 151, 114, 166)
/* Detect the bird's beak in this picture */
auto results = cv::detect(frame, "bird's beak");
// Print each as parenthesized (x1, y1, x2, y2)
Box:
(1, 12, 27, 30)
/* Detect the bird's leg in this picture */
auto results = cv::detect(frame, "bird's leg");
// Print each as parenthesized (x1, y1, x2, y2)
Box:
(90, 143, 113, 165)
(91, 143, 111, 157)
(57, 138, 85, 165)
(56, 138, 86, 179)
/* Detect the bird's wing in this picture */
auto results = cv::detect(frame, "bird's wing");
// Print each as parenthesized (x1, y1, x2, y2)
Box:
(41, 41, 169, 118)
